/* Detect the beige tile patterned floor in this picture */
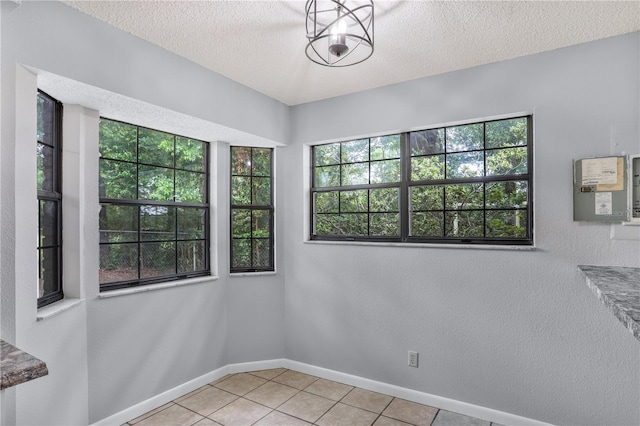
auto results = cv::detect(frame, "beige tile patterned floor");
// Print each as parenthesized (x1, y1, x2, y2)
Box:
(125, 368, 504, 426)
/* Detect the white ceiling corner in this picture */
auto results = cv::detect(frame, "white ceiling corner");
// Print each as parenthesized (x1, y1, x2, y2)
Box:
(61, 1, 640, 106)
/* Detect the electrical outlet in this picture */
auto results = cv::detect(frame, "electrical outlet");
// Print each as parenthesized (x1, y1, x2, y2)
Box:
(408, 351, 419, 368)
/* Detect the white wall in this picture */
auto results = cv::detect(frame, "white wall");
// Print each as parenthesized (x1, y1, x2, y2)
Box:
(1, 1, 286, 424)
(4, 62, 91, 426)
(0, 1, 290, 145)
(2, 1, 639, 425)
(286, 33, 640, 425)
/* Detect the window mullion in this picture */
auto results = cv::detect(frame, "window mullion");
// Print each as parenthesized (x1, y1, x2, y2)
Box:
(338, 143, 342, 217)
(173, 137, 178, 275)
(483, 122, 487, 237)
(310, 148, 316, 236)
(339, 143, 343, 188)
(136, 127, 141, 281)
(174, 207, 178, 275)
(442, 129, 448, 238)
(249, 149, 254, 268)
(366, 139, 370, 236)
(400, 132, 410, 241)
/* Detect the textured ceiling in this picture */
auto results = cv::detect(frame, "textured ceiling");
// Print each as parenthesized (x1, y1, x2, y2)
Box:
(64, 1, 640, 106)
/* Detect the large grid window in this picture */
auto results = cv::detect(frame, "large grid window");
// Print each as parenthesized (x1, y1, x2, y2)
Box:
(311, 116, 532, 245)
(37, 91, 63, 307)
(230, 147, 274, 272)
(99, 119, 210, 291)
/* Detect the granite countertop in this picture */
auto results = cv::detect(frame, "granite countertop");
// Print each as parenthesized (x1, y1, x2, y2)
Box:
(578, 265, 640, 342)
(0, 340, 48, 390)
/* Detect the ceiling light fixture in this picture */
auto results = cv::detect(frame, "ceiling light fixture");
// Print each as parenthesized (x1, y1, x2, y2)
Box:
(305, 0, 374, 67)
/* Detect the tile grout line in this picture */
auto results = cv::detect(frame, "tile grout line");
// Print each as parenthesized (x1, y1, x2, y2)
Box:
(128, 368, 464, 426)
(271, 372, 320, 423)
(216, 370, 320, 426)
(172, 385, 220, 425)
(429, 406, 441, 426)
(210, 374, 274, 424)
(127, 401, 177, 425)
(174, 374, 244, 425)
(246, 379, 308, 425)
(264, 372, 337, 425)
(247, 401, 274, 426)
(177, 379, 242, 422)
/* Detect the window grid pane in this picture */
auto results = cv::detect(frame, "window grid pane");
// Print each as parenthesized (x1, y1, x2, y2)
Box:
(98, 119, 209, 291)
(230, 147, 274, 272)
(312, 116, 532, 244)
(37, 91, 63, 308)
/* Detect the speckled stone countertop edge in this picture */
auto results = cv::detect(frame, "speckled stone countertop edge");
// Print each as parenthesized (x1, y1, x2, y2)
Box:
(0, 340, 48, 390)
(578, 265, 640, 343)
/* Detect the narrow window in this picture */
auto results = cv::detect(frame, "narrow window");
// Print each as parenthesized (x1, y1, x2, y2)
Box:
(230, 147, 274, 272)
(37, 91, 63, 307)
(311, 116, 532, 245)
(98, 119, 210, 291)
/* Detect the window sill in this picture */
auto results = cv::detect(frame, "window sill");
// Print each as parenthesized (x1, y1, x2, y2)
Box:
(98, 275, 218, 299)
(622, 221, 640, 226)
(230, 271, 277, 277)
(37, 298, 83, 321)
(304, 240, 536, 251)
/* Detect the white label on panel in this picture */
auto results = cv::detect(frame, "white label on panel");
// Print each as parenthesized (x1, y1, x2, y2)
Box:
(582, 157, 618, 185)
(595, 192, 613, 215)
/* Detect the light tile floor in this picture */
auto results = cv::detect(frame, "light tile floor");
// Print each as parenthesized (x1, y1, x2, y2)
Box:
(126, 369, 504, 426)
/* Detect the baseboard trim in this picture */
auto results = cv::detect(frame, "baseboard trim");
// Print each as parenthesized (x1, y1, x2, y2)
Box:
(282, 360, 551, 426)
(91, 365, 229, 426)
(93, 358, 550, 426)
(226, 358, 287, 375)
(91, 359, 286, 426)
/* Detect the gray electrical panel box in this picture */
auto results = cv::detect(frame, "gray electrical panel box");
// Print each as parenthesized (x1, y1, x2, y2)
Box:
(573, 156, 627, 222)
(632, 156, 640, 220)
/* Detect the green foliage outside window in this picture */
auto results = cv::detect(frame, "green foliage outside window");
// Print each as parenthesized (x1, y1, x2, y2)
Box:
(231, 147, 274, 272)
(37, 91, 63, 308)
(98, 119, 209, 290)
(312, 116, 532, 244)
